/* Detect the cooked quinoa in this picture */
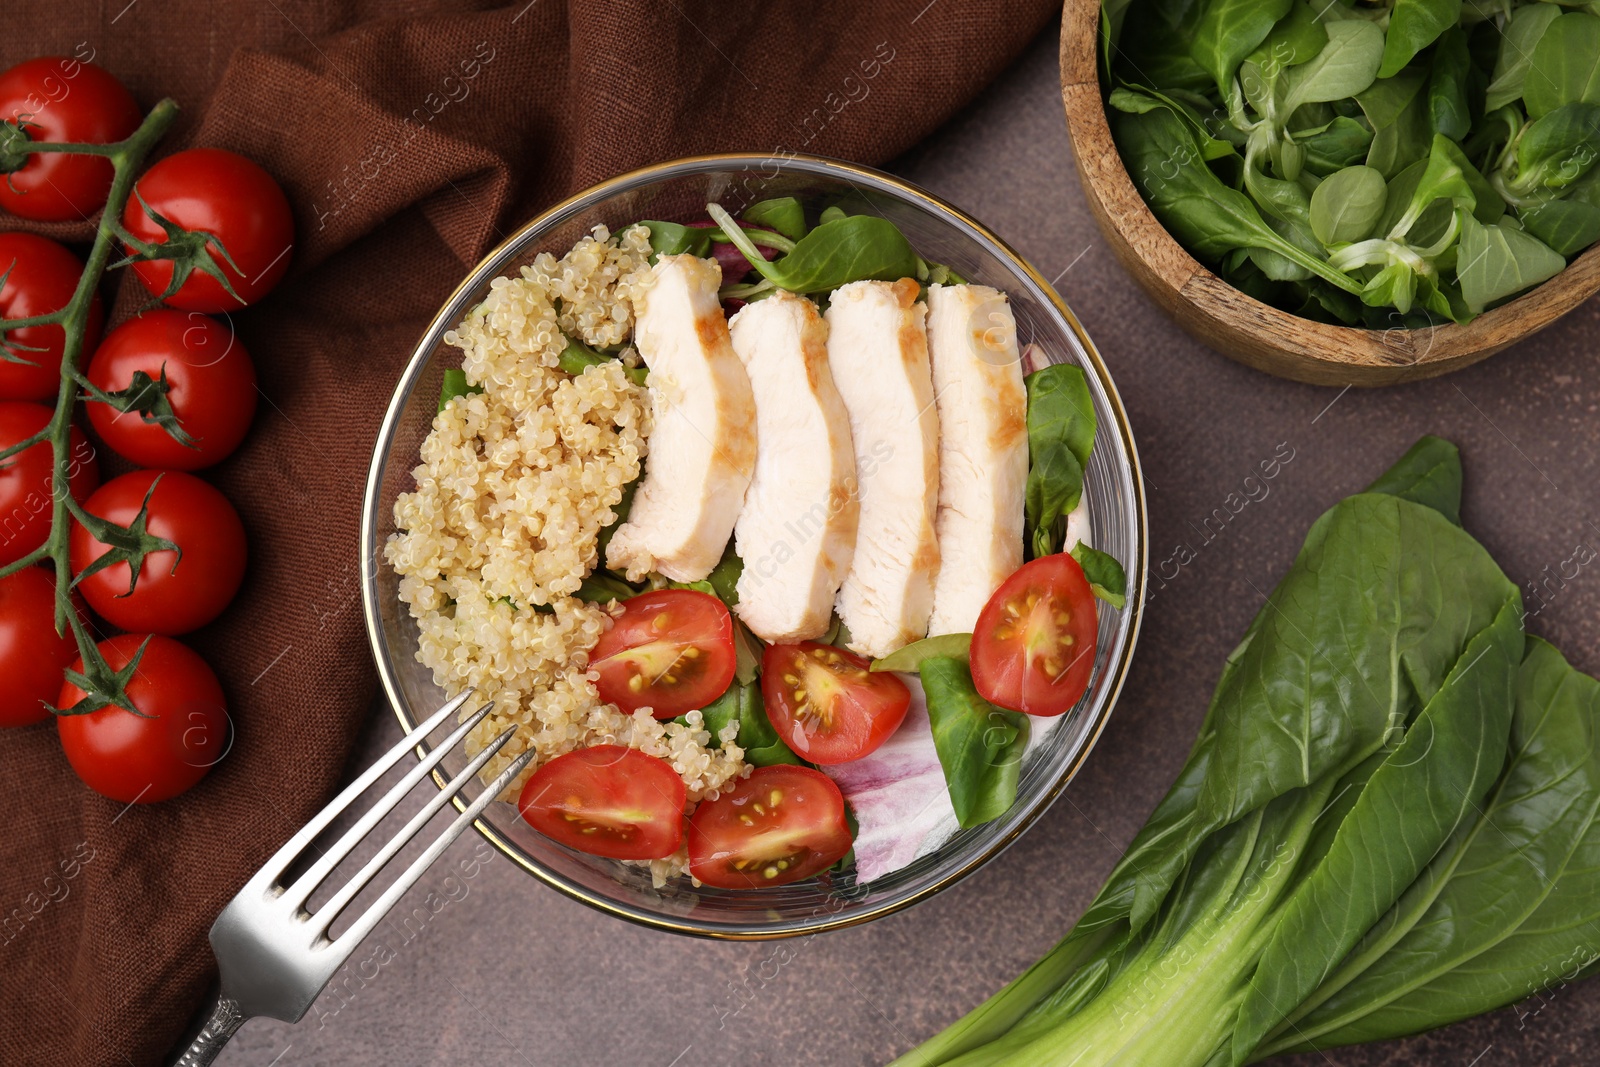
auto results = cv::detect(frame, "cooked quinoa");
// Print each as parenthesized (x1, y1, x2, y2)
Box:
(385, 225, 750, 882)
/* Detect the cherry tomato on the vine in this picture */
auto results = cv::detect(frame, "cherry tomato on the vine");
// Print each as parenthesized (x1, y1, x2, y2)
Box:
(0, 56, 141, 222)
(0, 566, 86, 727)
(0, 232, 104, 400)
(70, 469, 246, 635)
(0, 400, 99, 566)
(122, 148, 294, 312)
(85, 310, 256, 469)
(57, 633, 229, 803)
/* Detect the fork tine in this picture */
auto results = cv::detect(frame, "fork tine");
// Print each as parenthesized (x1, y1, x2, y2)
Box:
(305, 724, 522, 939)
(247, 689, 476, 895)
(276, 700, 498, 910)
(333, 744, 537, 951)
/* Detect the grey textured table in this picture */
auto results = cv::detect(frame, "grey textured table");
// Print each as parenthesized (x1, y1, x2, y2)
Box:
(212, 23, 1600, 1067)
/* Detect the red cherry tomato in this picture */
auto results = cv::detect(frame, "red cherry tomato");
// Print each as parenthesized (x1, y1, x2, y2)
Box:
(0, 57, 141, 222)
(122, 148, 294, 312)
(517, 745, 687, 860)
(0, 232, 104, 400)
(760, 642, 910, 764)
(0, 400, 98, 566)
(590, 589, 737, 719)
(969, 553, 1099, 717)
(0, 566, 86, 727)
(57, 633, 229, 802)
(70, 469, 246, 634)
(688, 765, 854, 889)
(84, 311, 256, 468)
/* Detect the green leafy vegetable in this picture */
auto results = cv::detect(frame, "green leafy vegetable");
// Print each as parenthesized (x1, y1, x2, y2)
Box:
(1282, 20, 1385, 114)
(920, 655, 1030, 829)
(694, 682, 805, 767)
(705, 203, 918, 294)
(1192, 0, 1292, 97)
(1022, 363, 1097, 559)
(1379, 0, 1462, 79)
(1070, 543, 1127, 609)
(869, 633, 972, 673)
(1426, 26, 1471, 141)
(1457, 212, 1567, 313)
(558, 334, 648, 385)
(437, 368, 482, 413)
(637, 220, 713, 258)
(572, 572, 636, 604)
(1523, 12, 1600, 119)
(740, 196, 808, 241)
(1309, 165, 1386, 243)
(1484, 3, 1562, 112)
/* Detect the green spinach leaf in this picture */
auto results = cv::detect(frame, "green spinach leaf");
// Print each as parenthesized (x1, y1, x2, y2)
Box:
(1071, 543, 1128, 609)
(1023, 363, 1098, 559)
(1309, 164, 1387, 243)
(1502, 102, 1600, 198)
(870, 633, 972, 673)
(1359, 70, 1431, 178)
(1363, 433, 1461, 523)
(1282, 19, 1385, 115)
(1427, 26, 1472, 141)
(1378, 0, 1462, 80)
(1524, 12, 1600, 119)
(1484, 2, 1562, 112)
(741, 196, 808, 241)
(637, 220, 713, 258)
(1520, 196, 1600, 256)
(708, 204, 919, 293)
(1301, 115, 1375, 174)
(695, 682, 805, 767)
(921, 655, 1030, 829)
(1457, 212, 1566, 313)
(1192, 0, 1292, 96)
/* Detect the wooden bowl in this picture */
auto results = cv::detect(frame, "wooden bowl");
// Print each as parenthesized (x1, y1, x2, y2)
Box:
(1059, 0, 1600, 386)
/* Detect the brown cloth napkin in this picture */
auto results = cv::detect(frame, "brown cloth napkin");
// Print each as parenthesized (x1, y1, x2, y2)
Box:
(0, 2, 1056, 1063)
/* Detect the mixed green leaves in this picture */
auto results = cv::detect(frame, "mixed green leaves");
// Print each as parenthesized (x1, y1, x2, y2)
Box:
(1023, 363, 1098, 559)
(888, 437, 1600, 1067)
(921, 656, 1030, 829)
(1103, 0, 1600, 326)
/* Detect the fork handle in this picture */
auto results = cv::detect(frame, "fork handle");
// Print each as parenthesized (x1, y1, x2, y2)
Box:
(170, 995, 248, 1067)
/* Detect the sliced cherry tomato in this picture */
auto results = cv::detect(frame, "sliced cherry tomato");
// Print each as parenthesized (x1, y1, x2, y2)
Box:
(0, 232, 104, 400)
(0, 566, 86, 727)
(0, 57, 141, 222)
(57, 633, 229, 803)
(688, 765, 853, 889)
(760, 642, 909, 764)
(970, 553, 1099, 717)
(591, 589, 736, 719)
(84, 310, 256, 468)
(0, 400, 98, 566)
(122, 148, 294, 312)
(70, 469, 246, 634)
(517, 745, 686, 860)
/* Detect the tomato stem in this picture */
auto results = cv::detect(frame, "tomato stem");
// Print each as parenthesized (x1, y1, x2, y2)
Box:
(6, 97, 181, 703)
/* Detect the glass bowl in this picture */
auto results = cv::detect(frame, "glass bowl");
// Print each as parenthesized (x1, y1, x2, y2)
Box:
(360, 154, 1148, 939)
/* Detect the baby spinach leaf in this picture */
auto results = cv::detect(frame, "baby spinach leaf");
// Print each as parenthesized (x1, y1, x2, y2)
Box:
(1457, 213, 1566, 313)
(1282, 19, 1385, 114)
(1301, 116, 1375, 174)
(1117, 0, 1216, 93)
(1070, 543, 1127, 609)
(1192, 0, 1292, 96)
(1484, 2, 1562, 112)
(1378, 0, 1462, 80)
(708, 204, 919, 294)
(741, 196, 807, 241)
(1359, 70, 1431, 178)
(437, 368, 481, 412)
(696, 682, 806, 767)
(1363, 433, 1461, 524)
(1504, 102, 1600, 197)
(870, 633, 972, 673)
(1247, 0, 1327, 74)
(1264, 638, 1600, 1055)
(1110, 86, 1239, 161)
(920, 656, 1030, 829)
(1427, 26, 1472, 142)
(1023, 363, 1097, 559)
(1524, 12, 1600, 119)
(1520, 197, 1600, 256)
(1392, 134, 1502, 239)
(706, 542, 742, 607)
(1310, 164, 1387, 243)
(637, 220, 713, 258)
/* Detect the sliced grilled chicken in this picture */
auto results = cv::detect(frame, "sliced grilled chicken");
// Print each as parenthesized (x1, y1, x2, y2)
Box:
(728, 291, 858, 642)
(925, 283, 1028, 636)
(605, 254, 756, 583)
(825, 279, 941, 658)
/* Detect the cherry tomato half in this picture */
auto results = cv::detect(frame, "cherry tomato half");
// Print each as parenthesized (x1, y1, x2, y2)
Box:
(761, 642, 909, 764)
(0, 56, 141, 222)
(57, 633, 229, 802)
(969, 553, 1099, 717)
(85, 310, 256, 468)
(70, 469, 246, 634)
(0, 232, 104, 400)
(123, 148, 294, 312)
(0, 400, 98, 566)
(688, 765, 853, 889)
(0, 566, 86, 727)
(517, 745, 686, 860)
(591, 589, 736, 719)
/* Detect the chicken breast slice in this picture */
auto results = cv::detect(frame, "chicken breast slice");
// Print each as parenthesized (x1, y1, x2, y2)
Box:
(925, 283, 1028, 636)
(605, 255, 756, 583)
(825, 279, 941, 658)
(728, 291, 858, 642)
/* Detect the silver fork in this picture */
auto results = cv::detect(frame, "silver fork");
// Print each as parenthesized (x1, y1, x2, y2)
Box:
(171, 691, 532, 1067)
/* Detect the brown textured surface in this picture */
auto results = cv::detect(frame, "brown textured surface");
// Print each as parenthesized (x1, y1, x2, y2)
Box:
(0, 3, 1058, 1065)
(7, 8, 1600, 1067)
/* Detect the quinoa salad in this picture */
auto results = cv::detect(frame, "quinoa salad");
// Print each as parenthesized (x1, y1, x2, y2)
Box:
(386, 200, 1126, 890)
